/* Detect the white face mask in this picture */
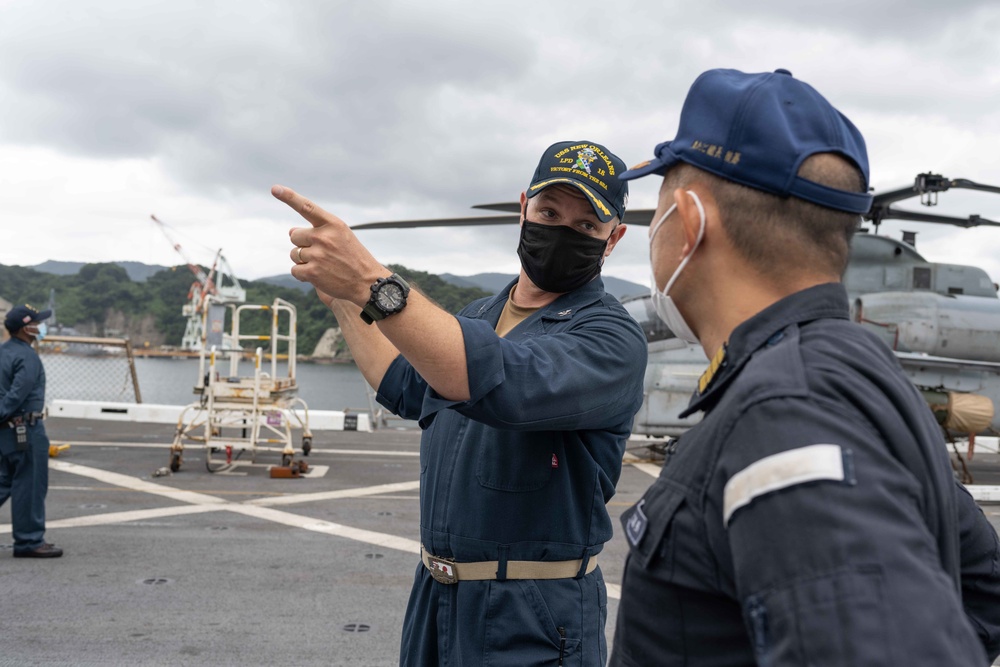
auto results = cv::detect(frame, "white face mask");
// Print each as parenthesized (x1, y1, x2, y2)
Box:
(25, 322, 47, 341)
(649, 190, 706, 344)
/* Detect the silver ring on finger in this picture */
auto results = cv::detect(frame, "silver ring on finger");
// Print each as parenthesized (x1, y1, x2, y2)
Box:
(295, 246, 305, 264)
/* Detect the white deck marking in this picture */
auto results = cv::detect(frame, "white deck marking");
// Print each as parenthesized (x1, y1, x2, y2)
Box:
(57, 440, 418, 456)
(623, 453, 662, 479)
(247, 480, 421, 506)
(0, 460, 423, 559)
(227, 505, 421, 553)
(631, 462, 662, 479)
(311, 448, 418, 457)
(206, 464, 249, 476)
(49, 460, 226, 505)
(43, 505, 227, 529)
(11, 461, 624, 600)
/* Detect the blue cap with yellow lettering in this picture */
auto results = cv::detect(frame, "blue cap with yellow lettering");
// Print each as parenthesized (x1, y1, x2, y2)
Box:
(527, 140, 629, 223)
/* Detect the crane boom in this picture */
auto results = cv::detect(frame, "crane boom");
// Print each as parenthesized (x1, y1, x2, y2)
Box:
(150, 214, 210, 284)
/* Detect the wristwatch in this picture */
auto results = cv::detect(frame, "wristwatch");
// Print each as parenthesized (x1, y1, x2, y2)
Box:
(360, 273, 411, 324)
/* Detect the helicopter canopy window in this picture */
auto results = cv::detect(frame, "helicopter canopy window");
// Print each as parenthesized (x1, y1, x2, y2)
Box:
(621, 294, 677, 343)
(913, 266, 932, 290)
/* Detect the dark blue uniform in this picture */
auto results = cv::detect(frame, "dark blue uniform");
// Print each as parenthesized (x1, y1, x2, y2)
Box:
(377, 277, 647, 666)
(612, 283, 1000, 666)
(0, 336, 52, 552)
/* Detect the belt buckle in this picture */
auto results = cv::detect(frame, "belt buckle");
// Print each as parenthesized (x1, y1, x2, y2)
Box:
(427, 555, 458, 584)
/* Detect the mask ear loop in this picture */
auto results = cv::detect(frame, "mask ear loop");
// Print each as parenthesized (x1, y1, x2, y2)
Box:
(649, 203, 676, 249)
(664, 191, 706, 296)
(651, 191, 707, 296)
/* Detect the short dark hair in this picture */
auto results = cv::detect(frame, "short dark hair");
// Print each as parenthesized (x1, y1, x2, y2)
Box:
(666, 153, 865, 278)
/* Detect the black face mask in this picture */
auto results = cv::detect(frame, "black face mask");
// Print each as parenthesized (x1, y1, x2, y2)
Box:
(516, 220, 609, 294)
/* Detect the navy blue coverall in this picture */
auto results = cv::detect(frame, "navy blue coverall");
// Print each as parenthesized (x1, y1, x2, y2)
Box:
(611, 283, 1000, 666)
(376, 277, 647, 666)
(0, 337, 52, 553)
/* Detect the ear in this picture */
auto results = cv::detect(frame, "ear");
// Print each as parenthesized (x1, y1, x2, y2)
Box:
(604, 223, 627, 258)
(519, 191, 528, 223)
(673, 186, 716, 257)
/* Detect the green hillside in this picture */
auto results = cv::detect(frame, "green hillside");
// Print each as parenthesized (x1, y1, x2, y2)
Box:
(0, 263, 490, 355)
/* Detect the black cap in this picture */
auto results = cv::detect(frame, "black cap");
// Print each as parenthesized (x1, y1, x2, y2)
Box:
(5, 304, 51, 332)
(526, 141, 629, 223)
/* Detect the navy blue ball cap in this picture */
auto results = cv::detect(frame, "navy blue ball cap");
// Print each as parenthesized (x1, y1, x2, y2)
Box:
(527, 140, 629, 223)
(5, 304, 52, 331)
(623, 68, 873, 214)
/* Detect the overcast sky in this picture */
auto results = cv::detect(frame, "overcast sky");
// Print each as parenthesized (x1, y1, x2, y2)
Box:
(1, 0, 999, 290)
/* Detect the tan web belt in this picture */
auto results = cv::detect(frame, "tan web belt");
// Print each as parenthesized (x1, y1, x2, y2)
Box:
(420, 546, 597, 585)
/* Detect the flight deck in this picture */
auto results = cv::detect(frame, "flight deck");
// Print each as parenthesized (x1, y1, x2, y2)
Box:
(3, 419, 1000, 666)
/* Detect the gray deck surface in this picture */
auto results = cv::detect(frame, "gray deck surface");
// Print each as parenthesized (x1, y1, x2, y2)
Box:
(3, 418, 999, 666)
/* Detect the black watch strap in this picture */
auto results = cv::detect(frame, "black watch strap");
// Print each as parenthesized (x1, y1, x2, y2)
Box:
(360, 302, 383, 324)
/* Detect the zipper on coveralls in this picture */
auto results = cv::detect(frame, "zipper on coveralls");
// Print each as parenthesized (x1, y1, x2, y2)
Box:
(557, 626, 566, 665)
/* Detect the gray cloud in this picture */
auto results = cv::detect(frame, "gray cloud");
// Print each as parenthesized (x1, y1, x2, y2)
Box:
(0, 0, 998, 284)
(0, 1, 543, 209)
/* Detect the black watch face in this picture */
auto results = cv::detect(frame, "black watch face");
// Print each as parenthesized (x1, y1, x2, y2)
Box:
(376, 283, 405, 311)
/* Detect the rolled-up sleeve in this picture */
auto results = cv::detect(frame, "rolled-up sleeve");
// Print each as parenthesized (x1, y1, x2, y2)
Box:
(376, 308, 646, 432)
(453, 310, 646, 431)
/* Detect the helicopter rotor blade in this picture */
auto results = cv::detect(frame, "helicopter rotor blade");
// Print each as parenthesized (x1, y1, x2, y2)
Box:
(352, 173, 998, 231)
(866, 173, 1000, 229)
(351, 208, 659, 230)
(469, 203, 659, 226)
(467, 203, 662, 226)
(874, 207, 1000, 228)
(949, 178, 1000, 196)
(351, 214, 521, 230)
(621, 209, 656, 226)
(471, 203, 521, 213)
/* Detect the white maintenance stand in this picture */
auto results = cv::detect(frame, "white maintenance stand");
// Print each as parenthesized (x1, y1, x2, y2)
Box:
(168, 297, 313, 473)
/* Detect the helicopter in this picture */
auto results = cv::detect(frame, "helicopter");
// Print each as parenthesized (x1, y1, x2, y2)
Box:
(351, 173, 1000, 462)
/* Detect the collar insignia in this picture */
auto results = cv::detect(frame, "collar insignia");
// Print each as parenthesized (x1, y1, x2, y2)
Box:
(698, 343, 728, 395)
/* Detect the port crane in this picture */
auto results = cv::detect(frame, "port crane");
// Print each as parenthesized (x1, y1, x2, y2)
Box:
(150, 214, 246, 350)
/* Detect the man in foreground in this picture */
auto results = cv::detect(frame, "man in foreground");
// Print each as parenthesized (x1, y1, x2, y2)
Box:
(1, 304, 63, 558)
(274, 140, 647, 665)
(611, 68, 1000, 665)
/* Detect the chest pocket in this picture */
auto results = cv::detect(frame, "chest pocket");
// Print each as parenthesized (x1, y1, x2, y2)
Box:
(621, 479, 687, 573)
(475, 425, 554, 492)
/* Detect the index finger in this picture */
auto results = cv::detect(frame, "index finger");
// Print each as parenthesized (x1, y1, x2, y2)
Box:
(271, 184, 347, 230)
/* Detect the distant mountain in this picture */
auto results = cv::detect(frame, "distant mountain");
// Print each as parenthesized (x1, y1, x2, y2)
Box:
(258, 270, 646, 301)
(439, 272, 514, 294)
(31, 261, 647, 301)
(439, 272, 647, 301)
(32, 260, 171, 282)
(257, 273, 313, 293)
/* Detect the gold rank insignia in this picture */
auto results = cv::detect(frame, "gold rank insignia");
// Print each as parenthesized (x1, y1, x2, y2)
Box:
(698, 343, 728, 395)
